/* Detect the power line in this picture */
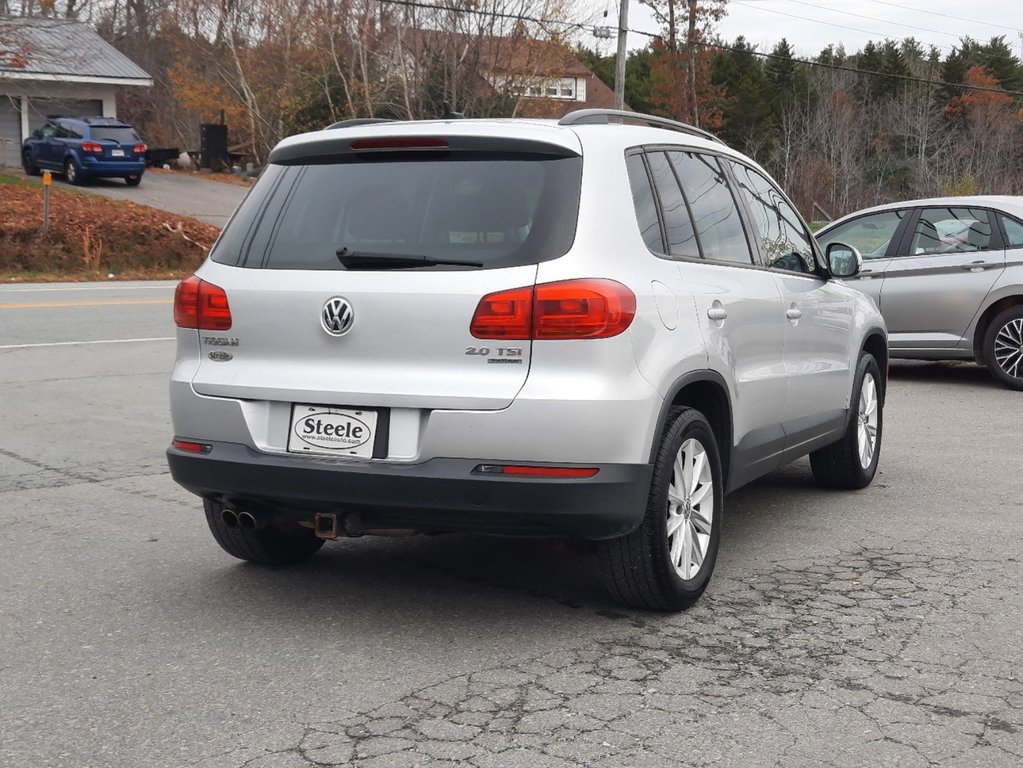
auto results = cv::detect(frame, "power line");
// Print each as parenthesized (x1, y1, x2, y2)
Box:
(862, 0, 1019, 35)
(776, 0, 962, 41)
(370, 0, 1023, 98)
(686, 37, 1023, 97)
(730, 0, 955, 53)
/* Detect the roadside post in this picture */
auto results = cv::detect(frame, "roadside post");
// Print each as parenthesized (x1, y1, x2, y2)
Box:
(42, 170, 51, 233)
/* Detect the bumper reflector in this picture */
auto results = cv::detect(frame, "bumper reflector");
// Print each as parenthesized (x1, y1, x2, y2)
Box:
(474, 464, 599, 478)
(173, 439, 211, 454)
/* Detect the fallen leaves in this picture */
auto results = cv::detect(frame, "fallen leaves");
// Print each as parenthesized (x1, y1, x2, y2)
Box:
(0, 180, 221, 279)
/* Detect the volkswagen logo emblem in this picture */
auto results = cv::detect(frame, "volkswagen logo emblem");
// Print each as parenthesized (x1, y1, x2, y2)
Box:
(321, 297, 354, 336)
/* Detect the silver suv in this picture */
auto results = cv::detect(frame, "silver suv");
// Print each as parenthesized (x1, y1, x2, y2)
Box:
(167, 110, 887, 611)
(817, 196, 1023, 390)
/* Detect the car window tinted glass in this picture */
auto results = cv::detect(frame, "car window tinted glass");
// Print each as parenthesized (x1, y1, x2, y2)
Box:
(646, 152, 699, 258)
(1000, 214, 1023, 247)
(253, 155, 581, 270)
(90, 127, 140, 143)
(55, 124, 72, 139)
(729, 161, 817, 273)
(669, 151, 752, 265)
(625, 153, 664, 252)
(817, 210, 906, 260)
(910, 208, 992, 254)
(210, 164, 287, 266)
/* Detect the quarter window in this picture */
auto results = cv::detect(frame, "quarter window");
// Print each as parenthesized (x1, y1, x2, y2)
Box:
(909, 208, 993, 254)
(646, 152, 699, 258)
(817, 210, 907, 260)
(1000, 214, 1023, 247)
(669, 152, 752, 265)
(729, 162, 817, 273)
(625, 153, 664, 252)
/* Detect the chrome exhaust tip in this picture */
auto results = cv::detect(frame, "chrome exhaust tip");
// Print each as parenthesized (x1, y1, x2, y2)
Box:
(221, 508, 240, 529)
(238, 510, 259, 530)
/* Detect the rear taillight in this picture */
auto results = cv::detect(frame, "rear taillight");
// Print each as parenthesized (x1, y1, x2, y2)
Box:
(470, 279, 636, 340)
(81, 141, 103, 154)
(133, 143, 147, 154)
(174, 276, 232, 330)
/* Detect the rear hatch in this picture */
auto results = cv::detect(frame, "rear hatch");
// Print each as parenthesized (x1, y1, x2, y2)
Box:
(188, 125, 582, 412)
(87, 125, 142, 163)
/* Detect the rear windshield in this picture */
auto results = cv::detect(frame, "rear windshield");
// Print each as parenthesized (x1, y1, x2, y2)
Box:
(90, 127, 140, 143)
(211, 154, 582, 270)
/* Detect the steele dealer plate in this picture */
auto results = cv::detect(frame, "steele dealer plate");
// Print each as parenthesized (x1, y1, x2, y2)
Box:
(287, 405, 378, 458)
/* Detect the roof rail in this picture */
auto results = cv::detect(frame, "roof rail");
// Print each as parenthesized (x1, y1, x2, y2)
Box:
(325, 118, 395, 130)
(558, 109, 723, 145)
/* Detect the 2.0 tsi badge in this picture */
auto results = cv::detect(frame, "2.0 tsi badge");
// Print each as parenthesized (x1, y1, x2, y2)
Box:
(321, 297, 354, 336)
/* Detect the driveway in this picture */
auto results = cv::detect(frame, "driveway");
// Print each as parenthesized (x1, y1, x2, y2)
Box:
(10, 168, 249, 227)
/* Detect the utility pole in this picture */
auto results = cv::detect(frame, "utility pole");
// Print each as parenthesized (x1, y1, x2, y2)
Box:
(614, 0, 629, 110)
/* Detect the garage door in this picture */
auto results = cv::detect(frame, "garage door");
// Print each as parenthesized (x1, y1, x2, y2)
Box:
(0, 96, 21, 168)
(25, 98, 103, 135)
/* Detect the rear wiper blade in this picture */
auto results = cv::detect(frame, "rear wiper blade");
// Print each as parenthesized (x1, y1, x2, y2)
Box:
(336, 248, 482, 269)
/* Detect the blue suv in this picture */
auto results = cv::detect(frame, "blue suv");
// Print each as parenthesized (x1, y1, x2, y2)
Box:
(22, 116, 146, 186)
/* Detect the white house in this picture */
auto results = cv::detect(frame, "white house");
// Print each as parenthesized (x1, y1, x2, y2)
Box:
(0, 16, 151, 167)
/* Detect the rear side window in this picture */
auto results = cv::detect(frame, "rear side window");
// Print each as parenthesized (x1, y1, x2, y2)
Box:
(90, 126, 140, 143)
(669, 152, 752, 265)
(219, 154, 581, 270)
(910, 208, 993, 254)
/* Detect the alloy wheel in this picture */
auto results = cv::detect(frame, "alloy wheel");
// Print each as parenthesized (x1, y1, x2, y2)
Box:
(857, 373, 879, 468)
(993, 318, 1023, 381)
(666, 437, 714, 580)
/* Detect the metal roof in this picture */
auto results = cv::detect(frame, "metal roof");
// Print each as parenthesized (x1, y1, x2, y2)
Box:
(0, 16, 151, 84)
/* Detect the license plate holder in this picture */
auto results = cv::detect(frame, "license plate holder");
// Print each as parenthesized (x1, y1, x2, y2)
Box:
(111, 148, 125, 157)
(287, 405, 387, 459)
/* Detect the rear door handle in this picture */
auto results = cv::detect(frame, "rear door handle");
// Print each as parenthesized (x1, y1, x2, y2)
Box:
(707, 307, 728, 321)
(786, 307, 802, 320)
(961, 261, 992, 272)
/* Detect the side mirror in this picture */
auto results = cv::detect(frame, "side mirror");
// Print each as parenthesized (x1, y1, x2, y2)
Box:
(827, 242, 862, 278)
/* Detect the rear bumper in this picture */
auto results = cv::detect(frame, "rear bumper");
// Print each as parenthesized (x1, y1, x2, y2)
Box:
(79, 157, 145, 176)
(167, 441, 651, 539)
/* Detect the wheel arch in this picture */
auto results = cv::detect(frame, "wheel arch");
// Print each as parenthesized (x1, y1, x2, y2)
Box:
(650, 371, 733, 489)
(861, 329, 889, 395)
(972, 295, 1023, 363)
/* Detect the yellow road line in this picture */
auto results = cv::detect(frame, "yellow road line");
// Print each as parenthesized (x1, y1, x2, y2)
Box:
(0, 298, 172, 309)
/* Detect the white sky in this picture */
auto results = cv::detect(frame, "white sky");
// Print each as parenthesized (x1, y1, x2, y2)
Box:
(615, 0, 1023, 58)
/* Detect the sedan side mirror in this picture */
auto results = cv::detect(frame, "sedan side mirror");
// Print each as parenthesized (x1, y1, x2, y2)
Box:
(827, 242, 863, 278)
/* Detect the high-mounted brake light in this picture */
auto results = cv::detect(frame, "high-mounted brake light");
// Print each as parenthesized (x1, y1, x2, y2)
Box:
(350, 137, 449, 150)
(174, 276, 232, 330)
(470, 279, 636, 340)
(81, 141, 103, 154)
(133, 143, 147, 154)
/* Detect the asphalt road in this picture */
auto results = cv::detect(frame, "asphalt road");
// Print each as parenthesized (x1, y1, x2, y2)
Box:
(12, 169, 249, 227)
(1, 282, 1021, 768)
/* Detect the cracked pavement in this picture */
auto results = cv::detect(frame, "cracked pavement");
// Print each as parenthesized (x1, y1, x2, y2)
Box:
(186, 548, 1021, 768)
(2, 284, 1022, 767)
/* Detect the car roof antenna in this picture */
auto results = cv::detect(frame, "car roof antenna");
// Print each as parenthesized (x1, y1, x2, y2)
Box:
(442, 101, 464, 119)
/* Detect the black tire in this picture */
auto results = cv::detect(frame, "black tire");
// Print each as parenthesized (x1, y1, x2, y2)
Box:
(204, 499, 324, 566)
(125, 175, 142, 187)
(982, 306, 1023, 391)
(601, 408, 723, 611)
(810, 352, 884, 489)
(22, 150, 40, 176)
(64, 158, 82, 185)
